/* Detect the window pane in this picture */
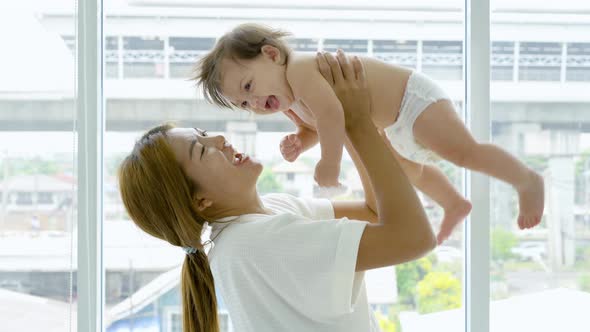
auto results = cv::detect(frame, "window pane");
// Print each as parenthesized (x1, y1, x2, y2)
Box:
(105, 2, 465, 332)
(519, 42, 562, 81)
(373, 40, 418, 69)
(169, 37, 215, 79)
(287, 38, 320, 52)
(492, 41, 515, 81)
(422, 40, 463, 80)
(323, 39, 368, 54)
(491, 2, 590, 331)
(566, 43, 590, 82)
(0, 3, 76, 331)
(123, 36, 165, 78)
(106, 36, 120, 79)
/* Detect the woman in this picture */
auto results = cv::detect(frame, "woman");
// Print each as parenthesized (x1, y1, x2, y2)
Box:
(118, 51, 436, 332)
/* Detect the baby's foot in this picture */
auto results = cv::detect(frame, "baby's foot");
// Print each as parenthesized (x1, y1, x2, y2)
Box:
(517, 171, 545, 230)
(437, 199, 472, 244)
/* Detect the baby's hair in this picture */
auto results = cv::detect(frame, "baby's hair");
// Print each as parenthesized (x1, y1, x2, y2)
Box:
(192, 23, 291, 109)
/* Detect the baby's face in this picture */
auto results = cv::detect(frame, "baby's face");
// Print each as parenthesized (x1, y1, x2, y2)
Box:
(220, 47, 294, 114)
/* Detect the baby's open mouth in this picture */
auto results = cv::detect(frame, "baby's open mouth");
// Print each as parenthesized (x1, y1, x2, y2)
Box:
(265, 95, 279, 110)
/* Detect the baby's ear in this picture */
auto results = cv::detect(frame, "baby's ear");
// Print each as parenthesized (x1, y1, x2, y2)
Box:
(261, 45, 282, 63)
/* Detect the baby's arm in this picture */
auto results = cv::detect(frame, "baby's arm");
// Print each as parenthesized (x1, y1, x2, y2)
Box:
(280, 110, 319, 162)
(289, 70, 345, 187)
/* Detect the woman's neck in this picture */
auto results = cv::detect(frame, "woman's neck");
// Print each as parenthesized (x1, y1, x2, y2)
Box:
(205, 191, 269, 220)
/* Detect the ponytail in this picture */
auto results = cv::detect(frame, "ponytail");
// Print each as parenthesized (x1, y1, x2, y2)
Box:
(182, 250, 219, 332)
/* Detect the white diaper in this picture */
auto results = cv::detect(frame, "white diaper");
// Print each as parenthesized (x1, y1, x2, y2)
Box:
(383, 71, 452, 165)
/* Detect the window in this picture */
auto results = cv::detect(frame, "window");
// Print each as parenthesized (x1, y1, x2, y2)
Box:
(323, 39, 368, 55)
(287, 38, 320, 52)
(490, 3, 590, 331)
(519, 42, 562, 81)
(103, 2, 465, 331)
(422, 40, 463, 80)
(123, 36, 165, 78)
(16, 192, 33, 205)
(566, 43, 590, 82)
(37, 192, 54, 204)
(0, 2, 77, 331)
(373, 40, 418, 69)
(105, 36, 119, 78)
(492, 41, 515, 81)
(169, 37, 215, 79)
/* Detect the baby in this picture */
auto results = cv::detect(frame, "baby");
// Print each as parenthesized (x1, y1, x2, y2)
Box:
(194, 23, 545, 244)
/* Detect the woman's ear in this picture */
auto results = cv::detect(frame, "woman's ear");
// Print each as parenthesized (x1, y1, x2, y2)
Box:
(261, 45, 282, 63)
(193, 195, 213, 212)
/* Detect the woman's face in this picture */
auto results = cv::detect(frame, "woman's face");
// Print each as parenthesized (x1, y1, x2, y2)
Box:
(166, 127, 263, 202)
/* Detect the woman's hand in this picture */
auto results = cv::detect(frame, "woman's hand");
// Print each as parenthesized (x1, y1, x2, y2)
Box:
(316, 49, 371, 130)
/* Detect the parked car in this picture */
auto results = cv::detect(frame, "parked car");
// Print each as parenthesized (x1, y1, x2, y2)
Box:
(511, 242, 546, 260)
(434, 245, 462, 263)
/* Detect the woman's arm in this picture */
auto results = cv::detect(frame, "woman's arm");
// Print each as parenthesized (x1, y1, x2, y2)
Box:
(317, 51, 436, 271)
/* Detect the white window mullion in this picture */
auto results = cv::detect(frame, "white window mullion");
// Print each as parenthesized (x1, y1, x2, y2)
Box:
(465, 0, 491, 332)
(77, 0, 104, 331)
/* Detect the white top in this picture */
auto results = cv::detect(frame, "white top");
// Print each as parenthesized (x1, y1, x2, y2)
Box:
(208, 193, 380, 332)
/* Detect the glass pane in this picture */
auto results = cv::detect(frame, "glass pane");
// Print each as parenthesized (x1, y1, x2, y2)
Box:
(323, 39, 368, 54)
(0, 2, 77, 331)
(422, 40, 463, 80)
(491, 2, 590, 331)
(105, 2, 465, 332)
(373, 40, 418, 70)
(123, 36, 165, 78)
(519, 42, 562, 81)
(492, 41, 515, 81)
(169, 37, 215, 79)
(566, 43, 590, 82)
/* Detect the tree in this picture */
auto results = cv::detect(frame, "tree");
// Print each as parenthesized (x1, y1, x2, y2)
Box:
(1, 157, 60, 179)
(491, 227, 517, 261)
(580, 275, 590, 292)
(395, 255, 433, 305)
(257, 168, 283, 194)
(374, 311, 397, 332)
(416, 271, 461, 314)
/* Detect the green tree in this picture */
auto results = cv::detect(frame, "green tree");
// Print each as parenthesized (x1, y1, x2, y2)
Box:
(416, 271, 462, 314)
(580, 274, 590, 292)
(396, 255, 434, 305)
(0, 158, 61, 179)
(491, 227, 517, 261)
(374, 311, 397, 332)
(257, 168, 283, 194)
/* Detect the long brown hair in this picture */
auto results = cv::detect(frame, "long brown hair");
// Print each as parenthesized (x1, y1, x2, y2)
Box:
(192, 23, 291, 109)
(118, 123, 219, 332)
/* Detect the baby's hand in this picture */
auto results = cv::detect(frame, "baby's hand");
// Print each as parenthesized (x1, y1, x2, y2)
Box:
(314, 159, 341, 187)
(280, 133, 303, 162)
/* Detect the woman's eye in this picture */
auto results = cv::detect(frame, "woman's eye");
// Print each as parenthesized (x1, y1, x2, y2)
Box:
(245, 81, 251, 91)
(241, 101, 248, 108)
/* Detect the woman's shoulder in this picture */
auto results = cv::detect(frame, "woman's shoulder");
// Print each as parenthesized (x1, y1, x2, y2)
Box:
(262, 193, 334, 220)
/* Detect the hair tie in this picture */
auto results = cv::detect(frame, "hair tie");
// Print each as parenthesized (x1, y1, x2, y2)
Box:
(183, 247, 198, 255)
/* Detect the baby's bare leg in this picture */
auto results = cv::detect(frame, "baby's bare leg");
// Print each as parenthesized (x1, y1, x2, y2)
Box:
(413, 100, 544, 230)
(415, 165, 472, 244)
(383, 135, 471, 244)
